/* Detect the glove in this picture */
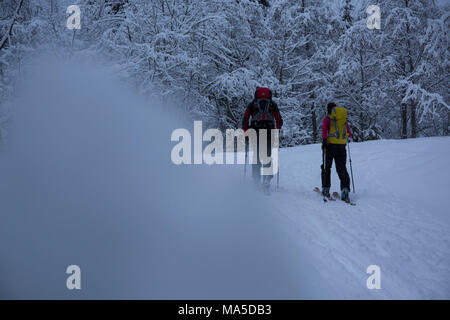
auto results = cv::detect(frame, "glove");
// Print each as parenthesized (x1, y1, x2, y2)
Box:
(322, 139, 327, 151)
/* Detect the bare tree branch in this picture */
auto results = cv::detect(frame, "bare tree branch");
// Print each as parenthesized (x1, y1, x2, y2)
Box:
(0, 0, 24, 51)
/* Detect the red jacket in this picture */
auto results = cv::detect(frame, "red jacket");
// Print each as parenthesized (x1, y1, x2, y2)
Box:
(242, 100, 283, 131)
(322, 116, 352, 140)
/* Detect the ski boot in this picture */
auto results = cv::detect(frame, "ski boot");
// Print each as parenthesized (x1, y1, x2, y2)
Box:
(253, 177, 261, 191)
(262, 178, 271, 196)
(322, 187, 331, 199)
(341, 188, 350, 203)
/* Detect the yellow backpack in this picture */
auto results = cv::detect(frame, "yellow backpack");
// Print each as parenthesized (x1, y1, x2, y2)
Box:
(327, 106, 348, 145)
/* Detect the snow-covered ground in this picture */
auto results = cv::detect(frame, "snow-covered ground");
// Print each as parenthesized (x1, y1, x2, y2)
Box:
(1, 62, 448, 299)
(267, 137, 450, 299)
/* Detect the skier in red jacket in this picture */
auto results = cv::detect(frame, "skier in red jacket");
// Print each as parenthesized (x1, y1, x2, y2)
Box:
(242, 87, 283, 195)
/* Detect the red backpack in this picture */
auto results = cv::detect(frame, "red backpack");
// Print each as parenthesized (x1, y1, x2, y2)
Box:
(251, 87, 275, 128)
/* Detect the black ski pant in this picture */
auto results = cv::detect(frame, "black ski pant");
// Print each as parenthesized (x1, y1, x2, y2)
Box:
(250, 128, 274, 186)
(321, 144, 350, 191)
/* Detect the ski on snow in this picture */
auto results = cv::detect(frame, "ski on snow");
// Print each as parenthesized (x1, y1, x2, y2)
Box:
(332, 191, 356, 206)
(313, 187, 335, 202)
(314, 187, 356, 206)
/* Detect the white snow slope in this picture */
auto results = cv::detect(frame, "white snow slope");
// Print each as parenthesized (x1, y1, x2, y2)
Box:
(1, 61, 448, 299)
(269, 137, 450, 299)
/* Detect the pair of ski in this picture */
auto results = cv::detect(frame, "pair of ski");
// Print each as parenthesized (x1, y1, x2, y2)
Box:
(314, 187, 356, 206)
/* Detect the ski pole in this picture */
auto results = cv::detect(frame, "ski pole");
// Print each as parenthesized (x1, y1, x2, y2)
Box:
(276, 130, 280, 189)
(347, 141, 355, 193)
(321, 148, 326, 181)
(277, 160, 280, 189)
(322, 149, 325, 169)
(244, 138, 248, 181)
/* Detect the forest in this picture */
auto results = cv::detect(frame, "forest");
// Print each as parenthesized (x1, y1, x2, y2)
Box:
(1, 0, 449, 146)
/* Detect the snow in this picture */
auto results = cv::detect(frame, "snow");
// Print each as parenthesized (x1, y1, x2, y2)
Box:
(0, 60, 448, 299)
(266, 137, 450, 299)
(0, 61, 328, 299)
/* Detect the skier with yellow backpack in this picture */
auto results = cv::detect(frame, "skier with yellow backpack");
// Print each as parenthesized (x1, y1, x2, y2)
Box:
(321, 102, 353, 203)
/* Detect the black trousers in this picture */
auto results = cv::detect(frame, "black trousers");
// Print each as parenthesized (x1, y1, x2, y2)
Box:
(249, 128, 274, 185)
(321, 144, 350, 191)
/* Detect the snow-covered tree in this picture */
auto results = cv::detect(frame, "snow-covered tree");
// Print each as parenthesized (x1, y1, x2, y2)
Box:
(380, 0, 449, 138)
(0, 0, 448, 144)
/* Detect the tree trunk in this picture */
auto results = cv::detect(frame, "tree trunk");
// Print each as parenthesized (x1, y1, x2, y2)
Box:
(311, 107, 317, 143)
(446, 110, 450, 136)
(410, 103, 417, 138)
(401, 103, 408, 139)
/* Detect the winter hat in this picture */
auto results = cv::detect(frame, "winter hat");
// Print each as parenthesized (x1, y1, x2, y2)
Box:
(255, 87, 272, 99)
(327, 102, 336, 114)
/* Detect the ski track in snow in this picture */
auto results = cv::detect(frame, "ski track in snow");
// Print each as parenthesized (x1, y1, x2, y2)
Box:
(265, 137, 450, 299)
